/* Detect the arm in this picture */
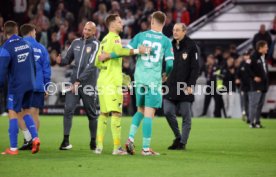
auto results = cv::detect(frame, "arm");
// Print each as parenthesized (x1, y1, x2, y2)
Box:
(0, 48, 11, 87)
(59, 41, 75, 66)
(78, 41, 99, 82)
(187, 44, 200, 87)
(42, 47, 51, 89)
(164, 39, 174, 76)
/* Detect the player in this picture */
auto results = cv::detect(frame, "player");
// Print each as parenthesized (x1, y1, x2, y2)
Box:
(125, 11, 174, 155)
(94, 14, 148, 155)
(0, 21, 40, 155)
(17, 23, 51, 150)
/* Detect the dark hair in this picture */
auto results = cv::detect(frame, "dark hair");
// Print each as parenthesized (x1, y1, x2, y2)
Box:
(105, 14, 120, 28)
(256, 40, 267, 51)
(20, 23, 36, 36)
(152, 11, 166, 25)
(4, 20, 18, 36)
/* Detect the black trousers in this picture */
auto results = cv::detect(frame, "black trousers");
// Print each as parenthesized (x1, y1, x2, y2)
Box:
(63, 87, 99, 140)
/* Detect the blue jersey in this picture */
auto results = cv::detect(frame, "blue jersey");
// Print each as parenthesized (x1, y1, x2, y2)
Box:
(24, 36, 51, 92)
(0, 35, 36, 94)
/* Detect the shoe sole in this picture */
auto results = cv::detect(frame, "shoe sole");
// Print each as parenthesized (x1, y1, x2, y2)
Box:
(59, 144, 73, 150)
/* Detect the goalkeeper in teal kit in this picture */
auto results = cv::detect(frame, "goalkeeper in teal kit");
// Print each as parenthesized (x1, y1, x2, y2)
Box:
(126, 11, 174, 155)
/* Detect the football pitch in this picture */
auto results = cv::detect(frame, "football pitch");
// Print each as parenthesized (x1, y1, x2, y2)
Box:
(0, 116, 275, 177)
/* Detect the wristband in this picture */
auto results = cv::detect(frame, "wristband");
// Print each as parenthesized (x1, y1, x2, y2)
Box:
(134, 49, 140, 54)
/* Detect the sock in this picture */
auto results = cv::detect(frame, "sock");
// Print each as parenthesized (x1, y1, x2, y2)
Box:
(96, 114, 108, 149)
(142, 117, 152, 150)
(111, 116, 121, 150)
(9, 119, 19, 149)
(23, 114, 38, 139)
(128, 112, 144, 142)
(22, 129, 32, 142)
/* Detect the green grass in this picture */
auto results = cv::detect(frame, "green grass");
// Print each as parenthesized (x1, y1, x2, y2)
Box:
(0, 116, 276, 177)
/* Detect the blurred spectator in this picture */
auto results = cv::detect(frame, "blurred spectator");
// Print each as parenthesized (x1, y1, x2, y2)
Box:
(173, 1, 190, 25)
(78, 0, 95, 22)
(187, 0, 197, 23)
(0, 15, 4, 44)
(48, 32, 61, 54)
(229, 44, 239, 59)
(93, 3, 108, 23)
(200, 0, 214, 16)
(13, 0, 27, 25)
(50, 9, 65, 31)
(163, 11, 174, 38)
(222, 57, 236, 118)
(252, 24, 272, 50)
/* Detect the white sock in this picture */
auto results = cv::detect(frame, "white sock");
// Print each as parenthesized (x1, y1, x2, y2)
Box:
(22, 129, 32, 141)
(10, 148, 18, 151)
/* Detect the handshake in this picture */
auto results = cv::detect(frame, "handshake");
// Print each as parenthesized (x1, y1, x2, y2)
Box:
(99, 45, 151, 62)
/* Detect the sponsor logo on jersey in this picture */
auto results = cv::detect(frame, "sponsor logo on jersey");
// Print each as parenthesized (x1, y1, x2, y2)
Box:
(115, 39, 121, 44)
(14, 44, 29, 52)
(33, 48, 42, 53)
(17, 52, 29, 63)
(34, 55, 41, 61)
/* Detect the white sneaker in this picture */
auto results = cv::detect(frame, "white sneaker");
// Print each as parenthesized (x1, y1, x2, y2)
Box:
(141, 148, 160, 156)
(94, 148, 102, 154)
(112, 147, 127, 155)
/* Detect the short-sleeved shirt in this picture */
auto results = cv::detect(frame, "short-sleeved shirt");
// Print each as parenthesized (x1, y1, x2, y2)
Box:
(127, 30, 174, 86)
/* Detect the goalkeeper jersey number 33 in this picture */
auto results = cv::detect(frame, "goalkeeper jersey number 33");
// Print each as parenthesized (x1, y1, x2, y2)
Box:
(127, 30, 174, 86)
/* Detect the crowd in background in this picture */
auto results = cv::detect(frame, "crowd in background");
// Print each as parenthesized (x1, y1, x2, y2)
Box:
(1, 0, 276, 118)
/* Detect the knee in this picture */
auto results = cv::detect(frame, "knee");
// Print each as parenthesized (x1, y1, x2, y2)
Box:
(64, 104, 75, 115)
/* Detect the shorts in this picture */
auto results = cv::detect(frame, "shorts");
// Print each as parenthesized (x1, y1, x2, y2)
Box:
(30, 92, 44, 109)
(135, 84, 162, 108)
(7, 91, 34, 113)
(98, 85, 123, 113)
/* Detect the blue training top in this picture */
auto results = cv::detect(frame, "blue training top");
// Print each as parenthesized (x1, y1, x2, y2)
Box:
(24, 36, 51, 92)
(0, 34, 36, 94)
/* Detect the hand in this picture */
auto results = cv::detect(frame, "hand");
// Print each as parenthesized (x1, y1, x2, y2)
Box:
(139, 45, 151, 54)
(56, 54, 62, 64)
(71, 81, 80, 93)
(184, 87, 193, 95)
(98, 52, 110, 62)
(162, 73, 167, 83)
(254, 77, 261, 83)
(235, 79, 240, 85)
(44, 92, 49, 99)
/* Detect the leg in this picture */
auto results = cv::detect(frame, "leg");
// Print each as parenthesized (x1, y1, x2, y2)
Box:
(1, 110, 19, 155)
(201, 86, 212, 116)
(18, 111, 32, 150)
(179, 101, 192, 148)
(244, 92, 250, 122)
(142, 107, 156, 150)
(111, 111, 122, 151)
(80, 89, 99, 150)
(163, 98, 182, 149)
(255, 92, 266, 126)
(60, 91, 79, 150)
(248, 91, 261, 127)
(128, 106, 144, 142)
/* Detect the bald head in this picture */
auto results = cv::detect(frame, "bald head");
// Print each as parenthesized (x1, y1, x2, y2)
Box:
(83, 21, 96, 39)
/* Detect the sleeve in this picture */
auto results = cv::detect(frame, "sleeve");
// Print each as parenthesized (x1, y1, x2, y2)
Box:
(111, 36, 131, 57)
(126, 33, 140, 49)
(249, 57, 260, 78)
(78, 41, 99, 82)
(95, 42, 103, 68)
(164, 39, 174, 61)
(60, 40, 75, 66)
(0, 48, 11, 87)
(187, 43, 200, 87)
(42, 46, 51, 88)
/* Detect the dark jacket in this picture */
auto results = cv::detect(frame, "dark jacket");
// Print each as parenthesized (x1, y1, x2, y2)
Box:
(164, 35, 200, 102)
(221, 66, 236, 92)
(61, 36, 99, 86)
(236, 61, 251, 92)
(250, 52, 269, 92)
